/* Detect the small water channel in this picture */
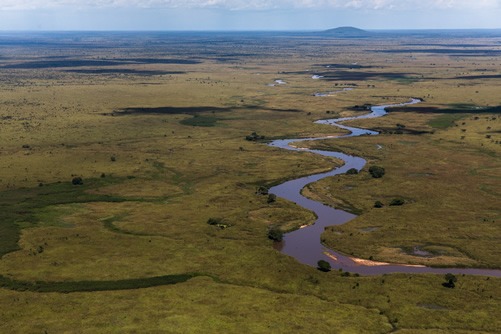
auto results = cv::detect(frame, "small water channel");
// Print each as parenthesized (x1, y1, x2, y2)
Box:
(269, 99, 501, 277)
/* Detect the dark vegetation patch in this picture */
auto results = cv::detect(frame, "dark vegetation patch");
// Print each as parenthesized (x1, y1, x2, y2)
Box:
(111, 58, 201, 64)
(368, 166, 385, 178)
(404, 43, 494, 47)
(180, 115, 219, 127)
(2, 58, 201, 69)
(246, 132, 265, 141)
(268, 226, 283, 242)
(66, 69, 186, 76)
(0, 178, 136, 257)
(113, 105, 301, 116)
(259, 107, 302, 112)
(313, 71, 418, 81)
(455, 74, 501, 80)
(115, 106, 231, 115)
(373, 49, 501, 56)
(349, 104, 372, 111)
(373, 127, 431, 135)
(0, 273, 200, 293)
(387, 105, 501, 114)
(212, 57, 241, 62)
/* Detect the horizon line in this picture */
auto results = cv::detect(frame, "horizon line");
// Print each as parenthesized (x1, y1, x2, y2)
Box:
(1, 27, 501, 33)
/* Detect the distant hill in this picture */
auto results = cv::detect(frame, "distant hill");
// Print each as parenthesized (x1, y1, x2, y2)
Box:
(321, 27, 371, 37)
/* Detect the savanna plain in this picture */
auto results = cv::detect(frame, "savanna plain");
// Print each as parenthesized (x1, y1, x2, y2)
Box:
(0, 31, 500, 333)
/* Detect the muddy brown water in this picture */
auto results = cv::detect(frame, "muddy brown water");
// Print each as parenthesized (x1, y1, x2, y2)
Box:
(269, 99, 501, 277)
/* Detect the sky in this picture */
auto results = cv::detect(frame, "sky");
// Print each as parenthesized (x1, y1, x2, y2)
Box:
(0, 0, 500, 31)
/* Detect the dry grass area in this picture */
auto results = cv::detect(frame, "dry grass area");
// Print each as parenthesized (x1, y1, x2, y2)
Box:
(0, 32, 499, 332)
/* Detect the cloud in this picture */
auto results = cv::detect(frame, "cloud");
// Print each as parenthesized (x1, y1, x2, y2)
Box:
(1, 0, 500, 11)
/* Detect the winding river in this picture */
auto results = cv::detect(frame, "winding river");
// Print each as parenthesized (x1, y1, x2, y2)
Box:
(269, 99, 501, 277)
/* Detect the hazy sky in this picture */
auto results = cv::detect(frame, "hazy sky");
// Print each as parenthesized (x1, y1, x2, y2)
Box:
(0, 0, 500, 30)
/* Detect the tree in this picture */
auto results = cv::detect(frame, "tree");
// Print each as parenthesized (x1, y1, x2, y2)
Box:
(442, 273, 457, 288)
(267, 194, 277, 204)
(369, 166, 385, 178)
(71, 177, 83, 185)
(317, 260, 331, 272)
(245, 132, 265, 141)
(374, 201, 384, 208)
(256, 186, 269, 195)
(389, 198, 405, 206)
(346, 168, 359, 175)
(268, 227, 283, 242)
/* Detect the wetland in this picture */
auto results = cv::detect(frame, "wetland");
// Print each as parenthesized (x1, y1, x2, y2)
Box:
(0, 30, 499, 333)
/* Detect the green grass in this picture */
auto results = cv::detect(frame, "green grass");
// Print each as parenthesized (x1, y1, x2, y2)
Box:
(0, 178, 136, 256)
(428, 114, 466, 129)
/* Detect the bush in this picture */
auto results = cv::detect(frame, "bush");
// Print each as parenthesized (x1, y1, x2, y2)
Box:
(442, 273, 457, 288)
(207, 217, 222, 226)
(267, 194, 277, 204)
(389, 198, 405, 206)
(369, 166, 385, 178)
(346, 168, 359, 175)
(374, 201, 384, 208)
(256, 186, 269, 195)
(71, 177, 83, 185)
(245, 132, 265, 141)
(317, 260, 331, 272)
(268, 227, 283, 242)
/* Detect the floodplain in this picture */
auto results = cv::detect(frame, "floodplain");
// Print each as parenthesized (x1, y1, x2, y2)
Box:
(0, 31, 500, 332)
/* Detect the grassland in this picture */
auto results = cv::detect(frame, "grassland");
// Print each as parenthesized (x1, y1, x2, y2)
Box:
(0, 31, 499, 332)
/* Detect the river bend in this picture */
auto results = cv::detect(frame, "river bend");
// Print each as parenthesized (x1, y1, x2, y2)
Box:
(268, 99, 501, 277)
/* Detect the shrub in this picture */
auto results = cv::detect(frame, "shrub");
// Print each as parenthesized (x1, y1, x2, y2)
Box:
(317, 260, 331, 272)
(389, 198, 405, 206)
(442, 273, 457, 288)
(369, 166, 385, 178)
(71, 177, 83, 185)
(268, 227, 283, 242)
(374, 201, 384, 208)
(207, 217, 222, 226)
(256, 186, 269, 195)
(346, 168, 359, 175)
(245, 132, 265, 141)
(267, 194, 277, 204)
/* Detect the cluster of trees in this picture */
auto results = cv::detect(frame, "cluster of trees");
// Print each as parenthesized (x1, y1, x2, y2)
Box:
(245, 132, 265, 141)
